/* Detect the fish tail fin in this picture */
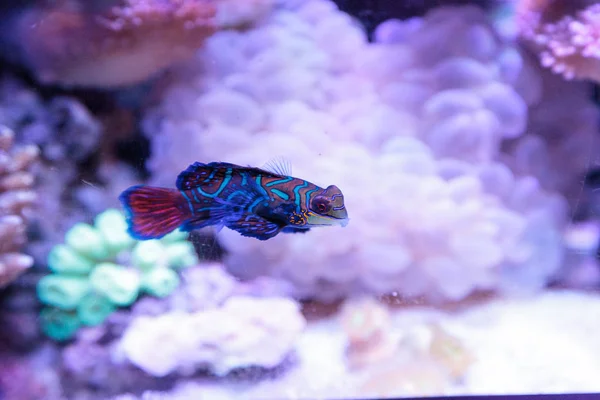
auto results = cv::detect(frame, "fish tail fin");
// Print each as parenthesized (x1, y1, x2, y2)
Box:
(119, 185, 191, 240)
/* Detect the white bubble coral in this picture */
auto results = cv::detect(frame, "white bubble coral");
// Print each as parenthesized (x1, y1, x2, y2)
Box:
(220, 137, 565, 301)
(118, 296, 305, 377)
(144, 1, 568, 302)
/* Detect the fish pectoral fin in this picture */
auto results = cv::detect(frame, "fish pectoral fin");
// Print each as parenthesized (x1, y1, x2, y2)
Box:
(281, 226, 311, 234)
(226, 215, 283, 240)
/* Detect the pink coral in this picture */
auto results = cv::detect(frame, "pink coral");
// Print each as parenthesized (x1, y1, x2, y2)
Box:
(13, 0, 218, 87)
(339, 297, 396, 369)
(0, 126, 38, 288)
(517, 0, 600, 82)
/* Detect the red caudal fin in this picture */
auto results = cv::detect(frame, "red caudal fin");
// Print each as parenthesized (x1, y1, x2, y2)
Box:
(119, 185, 191, 240)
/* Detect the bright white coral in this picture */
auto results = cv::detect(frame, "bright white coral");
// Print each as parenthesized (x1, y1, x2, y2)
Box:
(144, 1, 572, 302)
(118, 296, 305, 377)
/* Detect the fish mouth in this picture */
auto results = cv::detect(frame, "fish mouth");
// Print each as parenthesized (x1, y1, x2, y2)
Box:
(307, 213, 350, 227)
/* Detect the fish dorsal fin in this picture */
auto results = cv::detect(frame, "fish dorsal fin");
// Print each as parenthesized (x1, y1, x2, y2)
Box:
(176, 162, 212, 190)
(176, 162, 237, 190)
(261, 157, 292, 177)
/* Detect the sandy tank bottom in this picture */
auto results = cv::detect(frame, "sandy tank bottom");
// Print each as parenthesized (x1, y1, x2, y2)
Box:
(109, 289, 600, 400)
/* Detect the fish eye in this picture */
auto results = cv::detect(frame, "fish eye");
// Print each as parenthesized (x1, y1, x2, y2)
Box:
(312, 197, 331, 214)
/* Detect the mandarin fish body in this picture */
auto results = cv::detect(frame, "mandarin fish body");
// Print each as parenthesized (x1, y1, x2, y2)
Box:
(119, 161, 349, 241)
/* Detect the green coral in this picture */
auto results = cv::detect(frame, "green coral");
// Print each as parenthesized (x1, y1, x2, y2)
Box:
(77, 293, 115, 326)
(37, 208, 199, 341)
(37, 275, 90, 310)
(40, 308, 81, 342)
(141, 267, 180, 298)
(90, 262, 141, 306)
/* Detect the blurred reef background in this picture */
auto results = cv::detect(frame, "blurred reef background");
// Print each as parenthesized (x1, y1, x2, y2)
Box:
(2, 0, 600, 399)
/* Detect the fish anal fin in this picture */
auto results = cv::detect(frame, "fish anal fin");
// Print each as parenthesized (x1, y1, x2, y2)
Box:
(226, 214, 283, 240)
(180, 216, 215, 232)
(282, 226, 311, 234)
(180, 206, 239, 232)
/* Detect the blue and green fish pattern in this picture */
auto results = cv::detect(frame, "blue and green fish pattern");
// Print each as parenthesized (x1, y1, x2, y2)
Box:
(119, 161, 349, 241)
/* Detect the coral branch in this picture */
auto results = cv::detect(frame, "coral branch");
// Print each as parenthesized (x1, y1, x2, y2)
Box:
(0, 126, 38, 288)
